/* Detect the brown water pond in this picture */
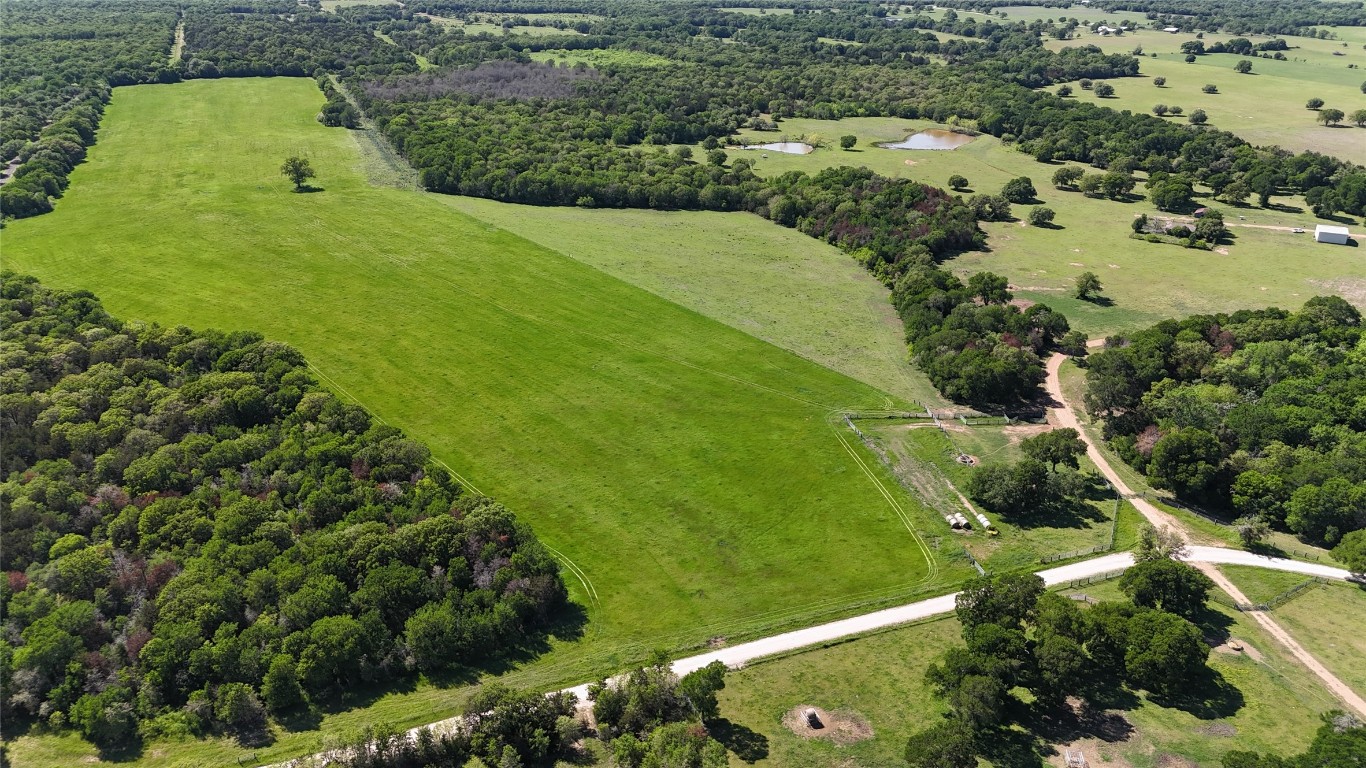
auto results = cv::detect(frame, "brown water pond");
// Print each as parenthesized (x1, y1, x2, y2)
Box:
(879, 129, 975, 150)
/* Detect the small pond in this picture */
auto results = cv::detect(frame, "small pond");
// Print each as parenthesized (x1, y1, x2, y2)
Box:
(879, 129, 975, 150)
(739, 142, 814, 155)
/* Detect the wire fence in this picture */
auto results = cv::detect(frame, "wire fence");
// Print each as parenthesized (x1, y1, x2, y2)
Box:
(1209, 577, 1328, 612)
(1039, 496, 1123, 565)
(1054, 568, 1128, 590)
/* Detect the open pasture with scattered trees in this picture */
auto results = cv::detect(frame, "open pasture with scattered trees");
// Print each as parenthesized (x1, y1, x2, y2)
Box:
(1044, 26, 1366, 161)
(716, 567, 1347, 768)
(6, 0, 1366, 764)
(1, 78, 964, 758)
(727, 114, 1366, 338)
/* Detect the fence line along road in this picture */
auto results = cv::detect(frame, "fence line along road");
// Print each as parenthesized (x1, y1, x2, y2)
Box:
(569, 549, 1352, 700)
(266, 548, 1354, 768)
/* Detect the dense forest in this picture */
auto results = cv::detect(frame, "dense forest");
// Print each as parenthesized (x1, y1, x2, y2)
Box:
(0, 275, 567, 752)
(179, 2, 417, 79)
(1084, 296, 1366, 546)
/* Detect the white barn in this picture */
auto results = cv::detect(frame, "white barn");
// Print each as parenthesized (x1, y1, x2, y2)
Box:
(1315, 224, 1350, 244)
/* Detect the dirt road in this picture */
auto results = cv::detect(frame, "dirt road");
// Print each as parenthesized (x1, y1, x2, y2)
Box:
(1197, 562, 1366, 717)
(1043, 353, 1189, 537)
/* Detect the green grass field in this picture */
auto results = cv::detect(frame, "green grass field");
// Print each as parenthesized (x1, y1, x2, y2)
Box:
(1272, 581, 1366, 697)
(729, 115, 1365, 338)
(1219, 565, 1317, 605)
(1, 77, 977, 766)
(1045, 28, 1366, 162)
(715, 585, 1335, 768)
(444, 198, 951, 411)
(529, 48, 675, 68)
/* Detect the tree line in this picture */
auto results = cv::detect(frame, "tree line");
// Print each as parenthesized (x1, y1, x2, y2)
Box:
(0, 275, 568, 754)
(1083, 295, 1365, 546)
(0, 0, 181, 219)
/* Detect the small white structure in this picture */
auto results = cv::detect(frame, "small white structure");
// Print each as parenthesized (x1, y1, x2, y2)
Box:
(1163, 26, 1180, 33)
(1095, 24, 1119, 34)
(1315, 224, 1350, 244)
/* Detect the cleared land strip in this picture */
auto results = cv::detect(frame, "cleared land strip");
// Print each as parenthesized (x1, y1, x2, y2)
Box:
(269, 550, 1355, 767)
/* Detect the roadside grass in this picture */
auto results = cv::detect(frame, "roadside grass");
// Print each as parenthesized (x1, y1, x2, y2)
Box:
(715, 580, 1333, 768)
(854, 420, 1136, 572)
(1219, 565, 1318, 605)
(1045, 28, 1366, 162)
(444, 197, 951, 411)
(1, 77, 976, 766)
(1272, 580, 1366, 697)
(728, 116, 1364, 339)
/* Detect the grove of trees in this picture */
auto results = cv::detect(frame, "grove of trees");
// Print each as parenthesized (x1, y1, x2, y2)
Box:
(1084, 296, 1366, 546)
(0, 275, 568, 752)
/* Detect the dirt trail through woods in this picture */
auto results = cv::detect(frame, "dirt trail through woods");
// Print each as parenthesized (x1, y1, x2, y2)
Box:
(1043, 353, 1188, 537)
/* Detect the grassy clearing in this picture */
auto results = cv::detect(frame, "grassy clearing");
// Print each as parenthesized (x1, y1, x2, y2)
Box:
(1273, 580, 1366, 697)
(854, 420, 1137, 572)
(1046, 29, 1366, 162)
(529, 48, 675, 68)
(1219, 565, 1317, 605)
(1, 77, 977, 765)
(717, 6, 795, 15)
(320, 0, 395, 10)
(728, 115, 1365, 339)
(444, 197, 951, 411)
(420, 14, 585, 37)
(716, 582, 1333, 768)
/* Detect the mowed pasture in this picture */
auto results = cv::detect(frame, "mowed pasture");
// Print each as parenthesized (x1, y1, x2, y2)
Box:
(444, 197, 953, 411)
(3, 78, 951, 668)
(730, 115, 1366, 337)
(1045, 28, 1366, 161)
(715, 580, 1336, 768)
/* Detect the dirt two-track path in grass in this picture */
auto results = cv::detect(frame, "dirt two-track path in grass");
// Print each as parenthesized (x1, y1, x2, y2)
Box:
(1045, 352, 1366, 718)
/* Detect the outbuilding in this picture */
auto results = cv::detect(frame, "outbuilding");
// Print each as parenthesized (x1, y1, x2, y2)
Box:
(1163, 26, 1180, 33)
(1315, 224, 1350, 244)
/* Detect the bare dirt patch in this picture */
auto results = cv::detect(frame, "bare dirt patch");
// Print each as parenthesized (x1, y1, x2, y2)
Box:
(1307, 277, 1366, 308)
(903, 158, 918, 166)
(1003, 423, 1054, 443)
(1046, 738, 1134, 768)
(782, 705, 873, 745)
(1214, 637, 1265, 662)
(1197, 722, 1237, 737)
(1156, 755, 1199, 768)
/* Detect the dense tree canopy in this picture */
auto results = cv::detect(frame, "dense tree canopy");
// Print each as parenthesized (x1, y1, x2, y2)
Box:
(0, 275, 567, 750)
(1086, 296, 1366, 545)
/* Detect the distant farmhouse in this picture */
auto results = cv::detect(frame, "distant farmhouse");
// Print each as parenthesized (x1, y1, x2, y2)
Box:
(1315, 224, 1350, 244)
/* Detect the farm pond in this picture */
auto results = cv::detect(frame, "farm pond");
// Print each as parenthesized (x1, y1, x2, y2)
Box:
(879, 129, 975, 150)
(738, 142, 815, 154)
